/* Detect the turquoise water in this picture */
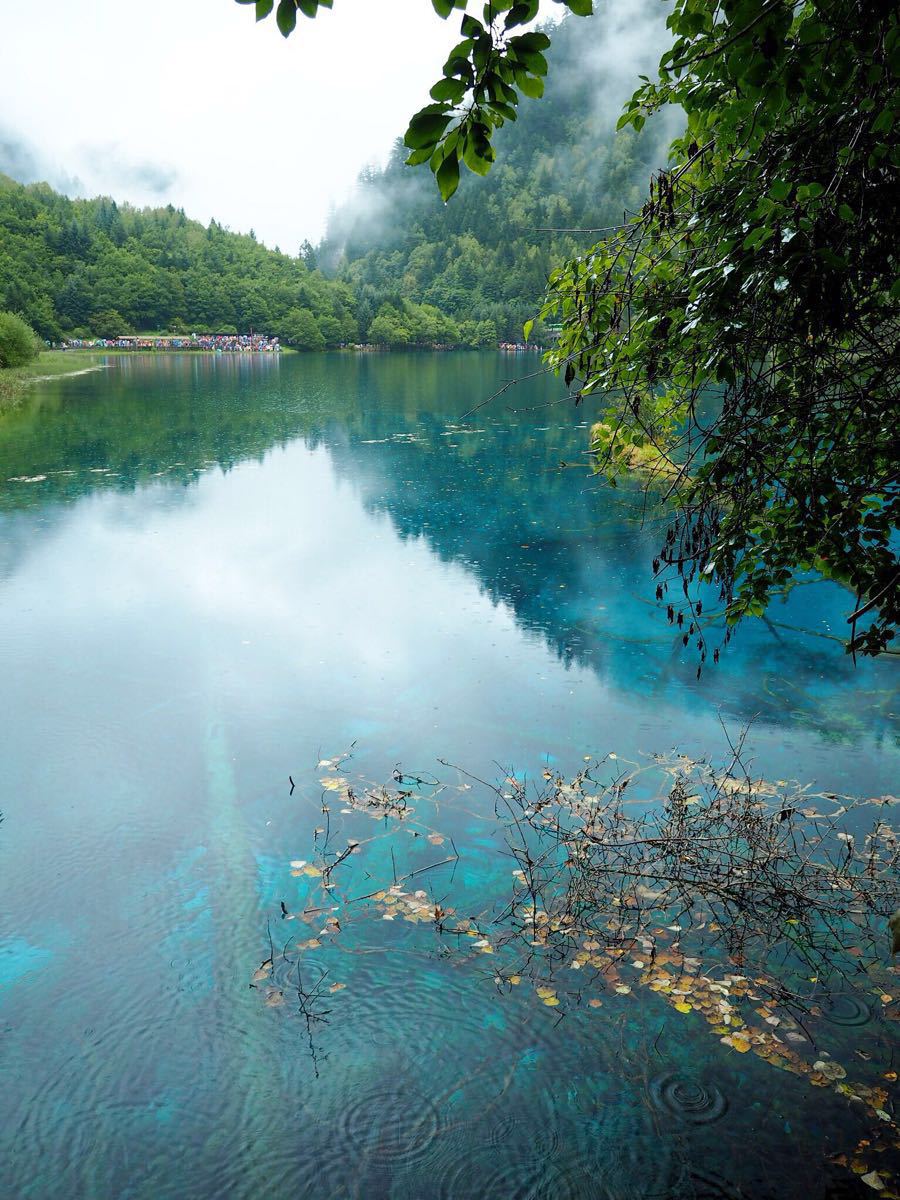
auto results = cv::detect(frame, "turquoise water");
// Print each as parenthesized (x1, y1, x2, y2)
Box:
(0, 352, 897, 1198)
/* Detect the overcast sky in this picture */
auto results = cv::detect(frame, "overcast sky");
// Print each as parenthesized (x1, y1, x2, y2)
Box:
(0, 0, 463, 252)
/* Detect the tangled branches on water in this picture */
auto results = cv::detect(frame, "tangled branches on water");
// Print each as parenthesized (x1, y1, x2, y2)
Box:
(480, 746, 899, 1001)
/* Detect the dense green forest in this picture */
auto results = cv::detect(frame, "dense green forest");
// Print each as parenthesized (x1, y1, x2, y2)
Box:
(319, 12, 675, 344)
(0, 174, 358, 346)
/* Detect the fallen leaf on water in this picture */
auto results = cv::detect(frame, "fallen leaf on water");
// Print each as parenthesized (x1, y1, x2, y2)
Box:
(814, 1060, 847, 1081)
(320, 776, 347, 792)
(264, 990, 284, 1007)
(673, 1002, 692, 1013)
(614, 985, 632, 995)
(588, 998, 603, 1008)
(536, 986, 556, 999)
(329, 983, 346, 993)
(861, 1171, 885, 1191)
(508, 975, 521, 985)
(289, 860, 306, 869)
(252, 968, 270, 983)
(542, 996, 561, 1007)
(427, 834, 445, 845)
(301, 864, 321, 877)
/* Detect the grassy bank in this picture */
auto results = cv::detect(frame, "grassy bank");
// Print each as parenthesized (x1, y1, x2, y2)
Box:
(0, 350, 108, 414)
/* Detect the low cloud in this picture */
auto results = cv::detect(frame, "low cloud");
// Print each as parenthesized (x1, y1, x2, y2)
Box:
(0, 126, 84, 194)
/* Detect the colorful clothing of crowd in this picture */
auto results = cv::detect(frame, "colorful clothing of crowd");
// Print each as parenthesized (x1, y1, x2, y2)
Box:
(64, 334, 281, 353)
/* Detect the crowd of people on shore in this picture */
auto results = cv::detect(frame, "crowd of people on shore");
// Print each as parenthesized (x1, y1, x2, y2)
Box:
(63, 334, 281, 353)
(498, 341, 545, 352)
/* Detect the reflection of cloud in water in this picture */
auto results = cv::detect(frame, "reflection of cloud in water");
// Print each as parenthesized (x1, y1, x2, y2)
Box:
(0, 352, 896, 797)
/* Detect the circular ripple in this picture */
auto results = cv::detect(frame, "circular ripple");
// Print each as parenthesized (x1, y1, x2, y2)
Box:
(483, 1112, 562, 1163)
(819, 991, 872, 1027)
(437, 1153, 588, 1200)
(648, 1072, 729, 1126)
(338, 1086, 443, 1168)
(667, 1166, 748, 1199)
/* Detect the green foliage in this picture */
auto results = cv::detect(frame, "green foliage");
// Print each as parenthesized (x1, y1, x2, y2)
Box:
(367, 299, 463, 347)
(321, 15, 666, 344)
(91, 309, 132, 340)
(539, 0, 899, 658)
(279, 306, 326, 350)
(0, 310, 41, 369)
(0, 174, 357, 343)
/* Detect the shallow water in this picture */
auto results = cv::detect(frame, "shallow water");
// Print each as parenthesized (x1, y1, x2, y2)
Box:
(0, 352, 897, 1199)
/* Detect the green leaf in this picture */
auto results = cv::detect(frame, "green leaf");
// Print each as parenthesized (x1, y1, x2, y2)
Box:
(404, 110, 453, 150)
(462, 133, 494, 175)
(523, 318, 534, 341)
(509, 31, 551, 53)
(255, 0, 274, 19)
(505, 1, 539, 29)
(405, 146, 435, 166)
(276, 0, 297, 36)
(565, 0, 593, 13)
(488, 101, 518, 122)
(517, 73, 544, 99)
(436, 152, 461, 201)
(461, 13, 483, 37)
(430, 77, 468, 103)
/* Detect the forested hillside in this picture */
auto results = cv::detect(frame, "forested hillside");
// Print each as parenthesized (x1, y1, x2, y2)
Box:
(0, 175, 358, 346)
(0, 8, 674, 350)
(319, 8, 676, 344)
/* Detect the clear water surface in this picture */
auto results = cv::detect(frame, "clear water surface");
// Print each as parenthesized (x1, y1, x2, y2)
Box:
(0, 352, 897, 1199)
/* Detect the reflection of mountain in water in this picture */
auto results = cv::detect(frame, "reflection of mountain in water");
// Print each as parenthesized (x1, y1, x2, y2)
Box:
(1, 351, 896, 746)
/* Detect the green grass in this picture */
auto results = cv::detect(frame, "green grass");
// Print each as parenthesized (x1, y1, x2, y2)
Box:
(0, 350, 107, 414)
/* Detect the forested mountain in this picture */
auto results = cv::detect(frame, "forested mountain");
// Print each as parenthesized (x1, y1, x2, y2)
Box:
(319, 7, 677, 344)
(0, 7, 673, 349)
(0, 175, 358, 346)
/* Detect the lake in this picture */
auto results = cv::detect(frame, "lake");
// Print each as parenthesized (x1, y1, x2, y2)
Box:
(0, 352, 897, 1198)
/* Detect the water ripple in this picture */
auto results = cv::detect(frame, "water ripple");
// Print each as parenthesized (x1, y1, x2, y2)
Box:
(648, 1071, 729, 1126)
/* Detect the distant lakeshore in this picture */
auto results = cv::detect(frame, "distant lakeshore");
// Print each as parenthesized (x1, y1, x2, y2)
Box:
(58, 335, 545, 354)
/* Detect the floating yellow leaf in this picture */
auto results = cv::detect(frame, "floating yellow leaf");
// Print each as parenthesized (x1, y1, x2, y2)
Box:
(542, 996, 561, 1007)
(536, 986, 556, 999)
(860, 1171, 885, 1191)
(673, 1001, 692, 1013)
(614, 985, 632, 995)
(731, 1037, 752, 1053)
(301, 864, 321, 877)
(508, 975, 521, 986)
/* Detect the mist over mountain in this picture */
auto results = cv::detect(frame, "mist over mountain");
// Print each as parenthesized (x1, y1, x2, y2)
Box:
(320, 3, 680, 344)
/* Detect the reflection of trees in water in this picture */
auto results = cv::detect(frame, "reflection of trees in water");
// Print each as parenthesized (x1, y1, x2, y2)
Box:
(1, 352, 896, 743)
